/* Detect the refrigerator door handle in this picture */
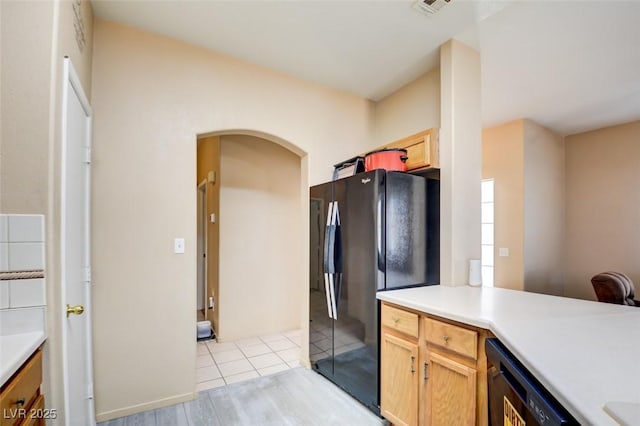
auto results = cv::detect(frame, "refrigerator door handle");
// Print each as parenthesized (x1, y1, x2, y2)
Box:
(328, 274, 337, 320)
(333, 202, 342, 274)
(331, 273, 341, 320)
(323, 201, 341, 320)
(376, 197, 384, 272)
(331, 202, 342, 319)
(323, 201, 335, 319)
(322, 201, 342, 320)
(324, 273, 334, 319)
(323, 201, 335, 274)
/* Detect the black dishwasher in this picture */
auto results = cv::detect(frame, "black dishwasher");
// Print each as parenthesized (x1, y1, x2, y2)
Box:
(486, 339, 579, 426)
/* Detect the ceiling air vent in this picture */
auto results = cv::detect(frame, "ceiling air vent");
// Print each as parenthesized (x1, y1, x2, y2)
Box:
(413, 0, 452, 16)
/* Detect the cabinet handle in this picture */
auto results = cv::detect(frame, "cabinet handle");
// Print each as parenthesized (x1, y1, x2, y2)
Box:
(443, 335, 450, 344)
(410, 355, 415, 375)
(423, 362, 429, 381)
(15, 398, 26, 407)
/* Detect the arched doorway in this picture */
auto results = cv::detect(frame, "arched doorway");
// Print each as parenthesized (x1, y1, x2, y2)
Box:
(196, 130, 308, 343)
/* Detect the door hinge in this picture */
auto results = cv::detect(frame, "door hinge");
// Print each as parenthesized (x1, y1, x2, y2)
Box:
(84, 147, 92, 164)
(87, 383, 94, 400)
(84, 267, 92, 283)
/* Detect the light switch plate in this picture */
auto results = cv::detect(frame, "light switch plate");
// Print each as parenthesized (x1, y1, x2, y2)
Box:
(174, 238, 185, 254)
(499, 247, 509, 257)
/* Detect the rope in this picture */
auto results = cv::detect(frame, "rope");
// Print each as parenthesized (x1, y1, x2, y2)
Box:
(0, 270, 45, 281)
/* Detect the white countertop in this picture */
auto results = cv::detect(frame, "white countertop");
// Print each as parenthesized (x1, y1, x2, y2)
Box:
(377, 285, 640, 426)
(0, 331, 46, 386)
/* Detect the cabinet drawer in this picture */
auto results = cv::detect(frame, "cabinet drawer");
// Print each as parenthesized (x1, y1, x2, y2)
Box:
(423, 317, 478, 359)
(381, 304, 419, 338)
(0, 351, 42, 426)
(21, 394, 45, 426)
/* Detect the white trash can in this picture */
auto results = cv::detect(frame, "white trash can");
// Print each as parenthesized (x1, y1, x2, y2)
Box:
(197, 320, 212, 340)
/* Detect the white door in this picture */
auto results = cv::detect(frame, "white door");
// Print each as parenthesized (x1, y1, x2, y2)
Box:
(61, 58, 95, 426)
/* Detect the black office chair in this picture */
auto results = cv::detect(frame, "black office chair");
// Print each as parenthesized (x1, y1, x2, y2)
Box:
(591, 272, 640, 307)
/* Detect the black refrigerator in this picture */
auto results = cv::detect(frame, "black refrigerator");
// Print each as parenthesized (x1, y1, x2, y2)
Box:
(309, 169, 439, 415)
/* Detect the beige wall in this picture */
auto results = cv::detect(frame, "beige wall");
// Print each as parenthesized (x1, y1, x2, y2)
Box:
(0, 0, 93, 213)
(373, 69, 440, 146)
(90, 20, 375, 420)
(218, 135, 301, 341)
(0, 0, 54, 213)
(0, 3, 2, 197)
(0, 1, 94, 424)
(440, 40, 482, 286)
(57, 0, 94, 98)
(482, 119, 565, 293)
(523, 120, 565, 295)
(564, 121, 640, 300)
(482, 120, 525, 290)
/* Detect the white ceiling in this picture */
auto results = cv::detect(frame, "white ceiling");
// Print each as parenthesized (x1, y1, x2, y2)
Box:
(459, 1, 640, 136)
(92, 0, 640, 136)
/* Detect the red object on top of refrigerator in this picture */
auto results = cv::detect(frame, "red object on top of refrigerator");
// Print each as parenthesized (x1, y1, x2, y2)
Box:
(364, 148, 408, 172)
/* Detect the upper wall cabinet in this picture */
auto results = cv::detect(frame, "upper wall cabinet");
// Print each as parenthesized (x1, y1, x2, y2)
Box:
(379, 128, 440, 171)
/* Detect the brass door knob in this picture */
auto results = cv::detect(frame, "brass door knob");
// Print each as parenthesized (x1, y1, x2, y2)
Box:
(66, 304, 85, 317)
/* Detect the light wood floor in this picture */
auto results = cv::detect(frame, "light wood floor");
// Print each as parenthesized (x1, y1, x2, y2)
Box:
(98, 367, 387, 426)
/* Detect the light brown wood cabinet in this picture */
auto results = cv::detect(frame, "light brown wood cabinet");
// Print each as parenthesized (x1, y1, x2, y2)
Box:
(22, 394, 45, 426)
(376, 129, 439, 171)
(381, 333, 420, 426)
(423, 350, 476, 426)
(381, 302, 490, 426)
(380, 303, 421, 425)
(0, 350, 44, 426)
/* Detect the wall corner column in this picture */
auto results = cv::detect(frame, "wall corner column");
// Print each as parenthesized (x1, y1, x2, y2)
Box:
(439, 39, 482, 286)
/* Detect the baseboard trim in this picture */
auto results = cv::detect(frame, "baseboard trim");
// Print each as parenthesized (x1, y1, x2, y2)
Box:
(95, 391, 196, 422)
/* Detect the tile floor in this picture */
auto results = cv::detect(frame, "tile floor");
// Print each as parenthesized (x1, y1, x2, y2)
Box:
(196, 329, 302, 392)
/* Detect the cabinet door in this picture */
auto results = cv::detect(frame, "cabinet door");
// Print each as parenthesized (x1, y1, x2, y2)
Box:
(0, 351, 42, 426)
(424, 351, 476, 426)
(381, 332, 419, 426)
(381, 129, 439, 170)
